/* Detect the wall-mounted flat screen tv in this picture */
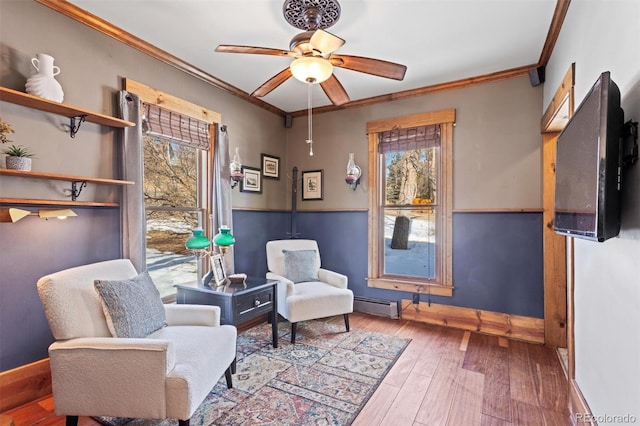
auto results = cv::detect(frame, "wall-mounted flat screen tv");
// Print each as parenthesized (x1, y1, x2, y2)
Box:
(553, 71, 624, 242)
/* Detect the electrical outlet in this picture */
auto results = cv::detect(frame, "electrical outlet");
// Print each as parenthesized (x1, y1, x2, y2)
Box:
(412, 293, 420, 304)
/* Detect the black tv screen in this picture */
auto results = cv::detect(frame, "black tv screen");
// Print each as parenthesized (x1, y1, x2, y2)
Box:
(553, 71, 624, 242)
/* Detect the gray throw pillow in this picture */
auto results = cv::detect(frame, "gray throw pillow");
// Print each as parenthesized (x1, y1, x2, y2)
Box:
(283, 249, 320, 283)
(94, 271, 166, 338)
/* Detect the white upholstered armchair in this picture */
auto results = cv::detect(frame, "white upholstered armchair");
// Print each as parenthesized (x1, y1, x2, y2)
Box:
(266, 239, 354, 343)
(36, 259, 237, 426)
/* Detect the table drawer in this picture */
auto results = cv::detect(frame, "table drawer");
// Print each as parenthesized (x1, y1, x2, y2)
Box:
(235, 288, 273, 317)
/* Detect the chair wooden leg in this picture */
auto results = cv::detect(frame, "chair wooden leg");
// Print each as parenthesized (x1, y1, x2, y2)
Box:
(178, 419, 190, 426)
(66, 416, 78, 426)
(343, 314, 350, 332)
(225, 364, 233, 389)
(291, 322, 297, 344)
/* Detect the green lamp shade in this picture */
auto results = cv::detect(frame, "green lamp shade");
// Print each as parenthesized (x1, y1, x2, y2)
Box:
(185, 228, 211, 250)
(213, 226, 235, 247)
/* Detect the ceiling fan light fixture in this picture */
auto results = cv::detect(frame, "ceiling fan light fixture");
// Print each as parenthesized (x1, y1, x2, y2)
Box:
(290, 56, 333, 84)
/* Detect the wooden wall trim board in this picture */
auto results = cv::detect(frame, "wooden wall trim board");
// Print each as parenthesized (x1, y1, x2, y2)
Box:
(537, 0, 572, 67)
(0, 358, 51, 412)
(124, 79, 222, 124)
(569, 379, 595, 425)
(542, 132, 568, 348)
(541, 63, 575, 132)
(400, 299, 545, 344)
(291, 64, 534, 117)
(541, 63, 574, 350)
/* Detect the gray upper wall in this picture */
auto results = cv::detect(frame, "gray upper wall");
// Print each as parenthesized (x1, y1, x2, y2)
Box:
(286, 76, 543, 211)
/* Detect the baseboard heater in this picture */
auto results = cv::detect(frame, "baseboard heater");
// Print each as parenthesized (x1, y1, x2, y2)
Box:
(353, 296, 399, 319)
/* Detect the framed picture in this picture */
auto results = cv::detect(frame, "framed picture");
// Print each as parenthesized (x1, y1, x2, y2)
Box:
(240, 166, 262, 193)
(261, 153, 280, 179)
(302, 169, 323, 200)
(210, 254, 226, 286)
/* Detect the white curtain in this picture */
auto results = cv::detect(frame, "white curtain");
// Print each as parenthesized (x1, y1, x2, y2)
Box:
(117, 90, 145, 272)
(212, 125, 235, 274)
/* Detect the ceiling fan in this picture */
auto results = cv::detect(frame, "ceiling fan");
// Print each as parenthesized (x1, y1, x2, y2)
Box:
(215, 0, 407, 106)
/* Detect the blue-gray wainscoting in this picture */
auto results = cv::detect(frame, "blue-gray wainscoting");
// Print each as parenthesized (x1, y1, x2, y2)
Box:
(0, 207, 121, 372)
(0, 208, 542, 372)
(233, 209, 544, 318)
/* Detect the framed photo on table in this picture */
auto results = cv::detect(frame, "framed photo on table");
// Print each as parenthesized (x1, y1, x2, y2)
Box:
(240, 166, 262, 193)
(261, 154, 280, 179)
(302, 169, 323, 200)
(210, 254, 226, 286)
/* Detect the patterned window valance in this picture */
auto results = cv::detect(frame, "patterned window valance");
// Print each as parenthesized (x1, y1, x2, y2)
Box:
(142, 103, 210, 150)
(379, 124, 441, 153)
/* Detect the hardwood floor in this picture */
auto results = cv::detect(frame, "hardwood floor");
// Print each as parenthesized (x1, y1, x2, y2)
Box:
(2, 312, 571, 425)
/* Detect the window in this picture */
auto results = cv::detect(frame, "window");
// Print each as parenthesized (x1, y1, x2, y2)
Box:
(366, 109, 455, 296)
(142, 103, 214, 299)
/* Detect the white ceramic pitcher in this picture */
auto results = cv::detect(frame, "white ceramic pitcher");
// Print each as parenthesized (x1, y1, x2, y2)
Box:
(25, 53, 64, 102)
(31, 53, 61, 77)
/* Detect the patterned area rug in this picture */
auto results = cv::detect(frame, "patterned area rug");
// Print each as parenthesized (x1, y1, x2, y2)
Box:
(97, 316, 410, 425)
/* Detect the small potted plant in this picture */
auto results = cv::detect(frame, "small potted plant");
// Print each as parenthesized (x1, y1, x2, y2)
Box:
(2, 144, 35, 171)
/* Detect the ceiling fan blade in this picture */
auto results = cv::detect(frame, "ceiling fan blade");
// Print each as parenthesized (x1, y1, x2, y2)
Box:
(215, 45, 294, 57)
(320, 74, 350, 106)
(330, 54, 407, 80)
(251, 68, 293, 98)
(310, 29, 345, 56)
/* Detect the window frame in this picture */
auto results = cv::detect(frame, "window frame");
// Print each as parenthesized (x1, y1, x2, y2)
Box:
(125, 79, 220, 299)
(366, 109, 455, 297)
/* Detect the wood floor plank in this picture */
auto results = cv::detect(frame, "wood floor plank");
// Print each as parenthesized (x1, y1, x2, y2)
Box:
(460, 331, 472, 351)
(481, 413, 514, 425)
(509, 339, 541, 405)
(512, 399, 572, 426)
(463, 333, 513, 422)
(414, 349, 465, 425)
(447, 368, 485, 426)
(382, 330, 429, 388)
(380, 371, 432, 426)
(352, 382, 400, 426)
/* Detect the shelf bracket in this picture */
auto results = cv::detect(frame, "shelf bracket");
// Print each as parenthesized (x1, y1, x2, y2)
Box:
(69, 115, 87, 138)
(70, 181, 87, 201)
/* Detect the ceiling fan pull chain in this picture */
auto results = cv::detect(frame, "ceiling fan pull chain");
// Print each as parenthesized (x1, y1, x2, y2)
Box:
(306, 82, 314, 156)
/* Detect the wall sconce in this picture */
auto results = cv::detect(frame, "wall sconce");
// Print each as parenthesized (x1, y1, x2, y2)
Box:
(230, 147, 244, 189)
(0, 208, 77, 223)
(345, 152, 361, 190)
(185, 226, 235, 258)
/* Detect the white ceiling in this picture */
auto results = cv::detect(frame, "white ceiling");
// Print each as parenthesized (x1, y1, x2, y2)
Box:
(67, 0, 557, 113)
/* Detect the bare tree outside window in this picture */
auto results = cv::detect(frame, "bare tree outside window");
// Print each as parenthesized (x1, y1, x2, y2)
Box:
(143, 136, 201, 297)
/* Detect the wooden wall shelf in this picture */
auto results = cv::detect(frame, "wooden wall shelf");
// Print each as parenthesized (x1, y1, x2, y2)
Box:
(0, 86, 135, 129)
(0, 198, 119, 207)
(0, 169, 134, 186)
(0, 170, 134, 205)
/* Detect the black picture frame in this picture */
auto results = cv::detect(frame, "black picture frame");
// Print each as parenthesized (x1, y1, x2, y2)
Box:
(240, 166, 262, 193)
(261, 153, 280, 180)
(302, 169, 323, 200)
